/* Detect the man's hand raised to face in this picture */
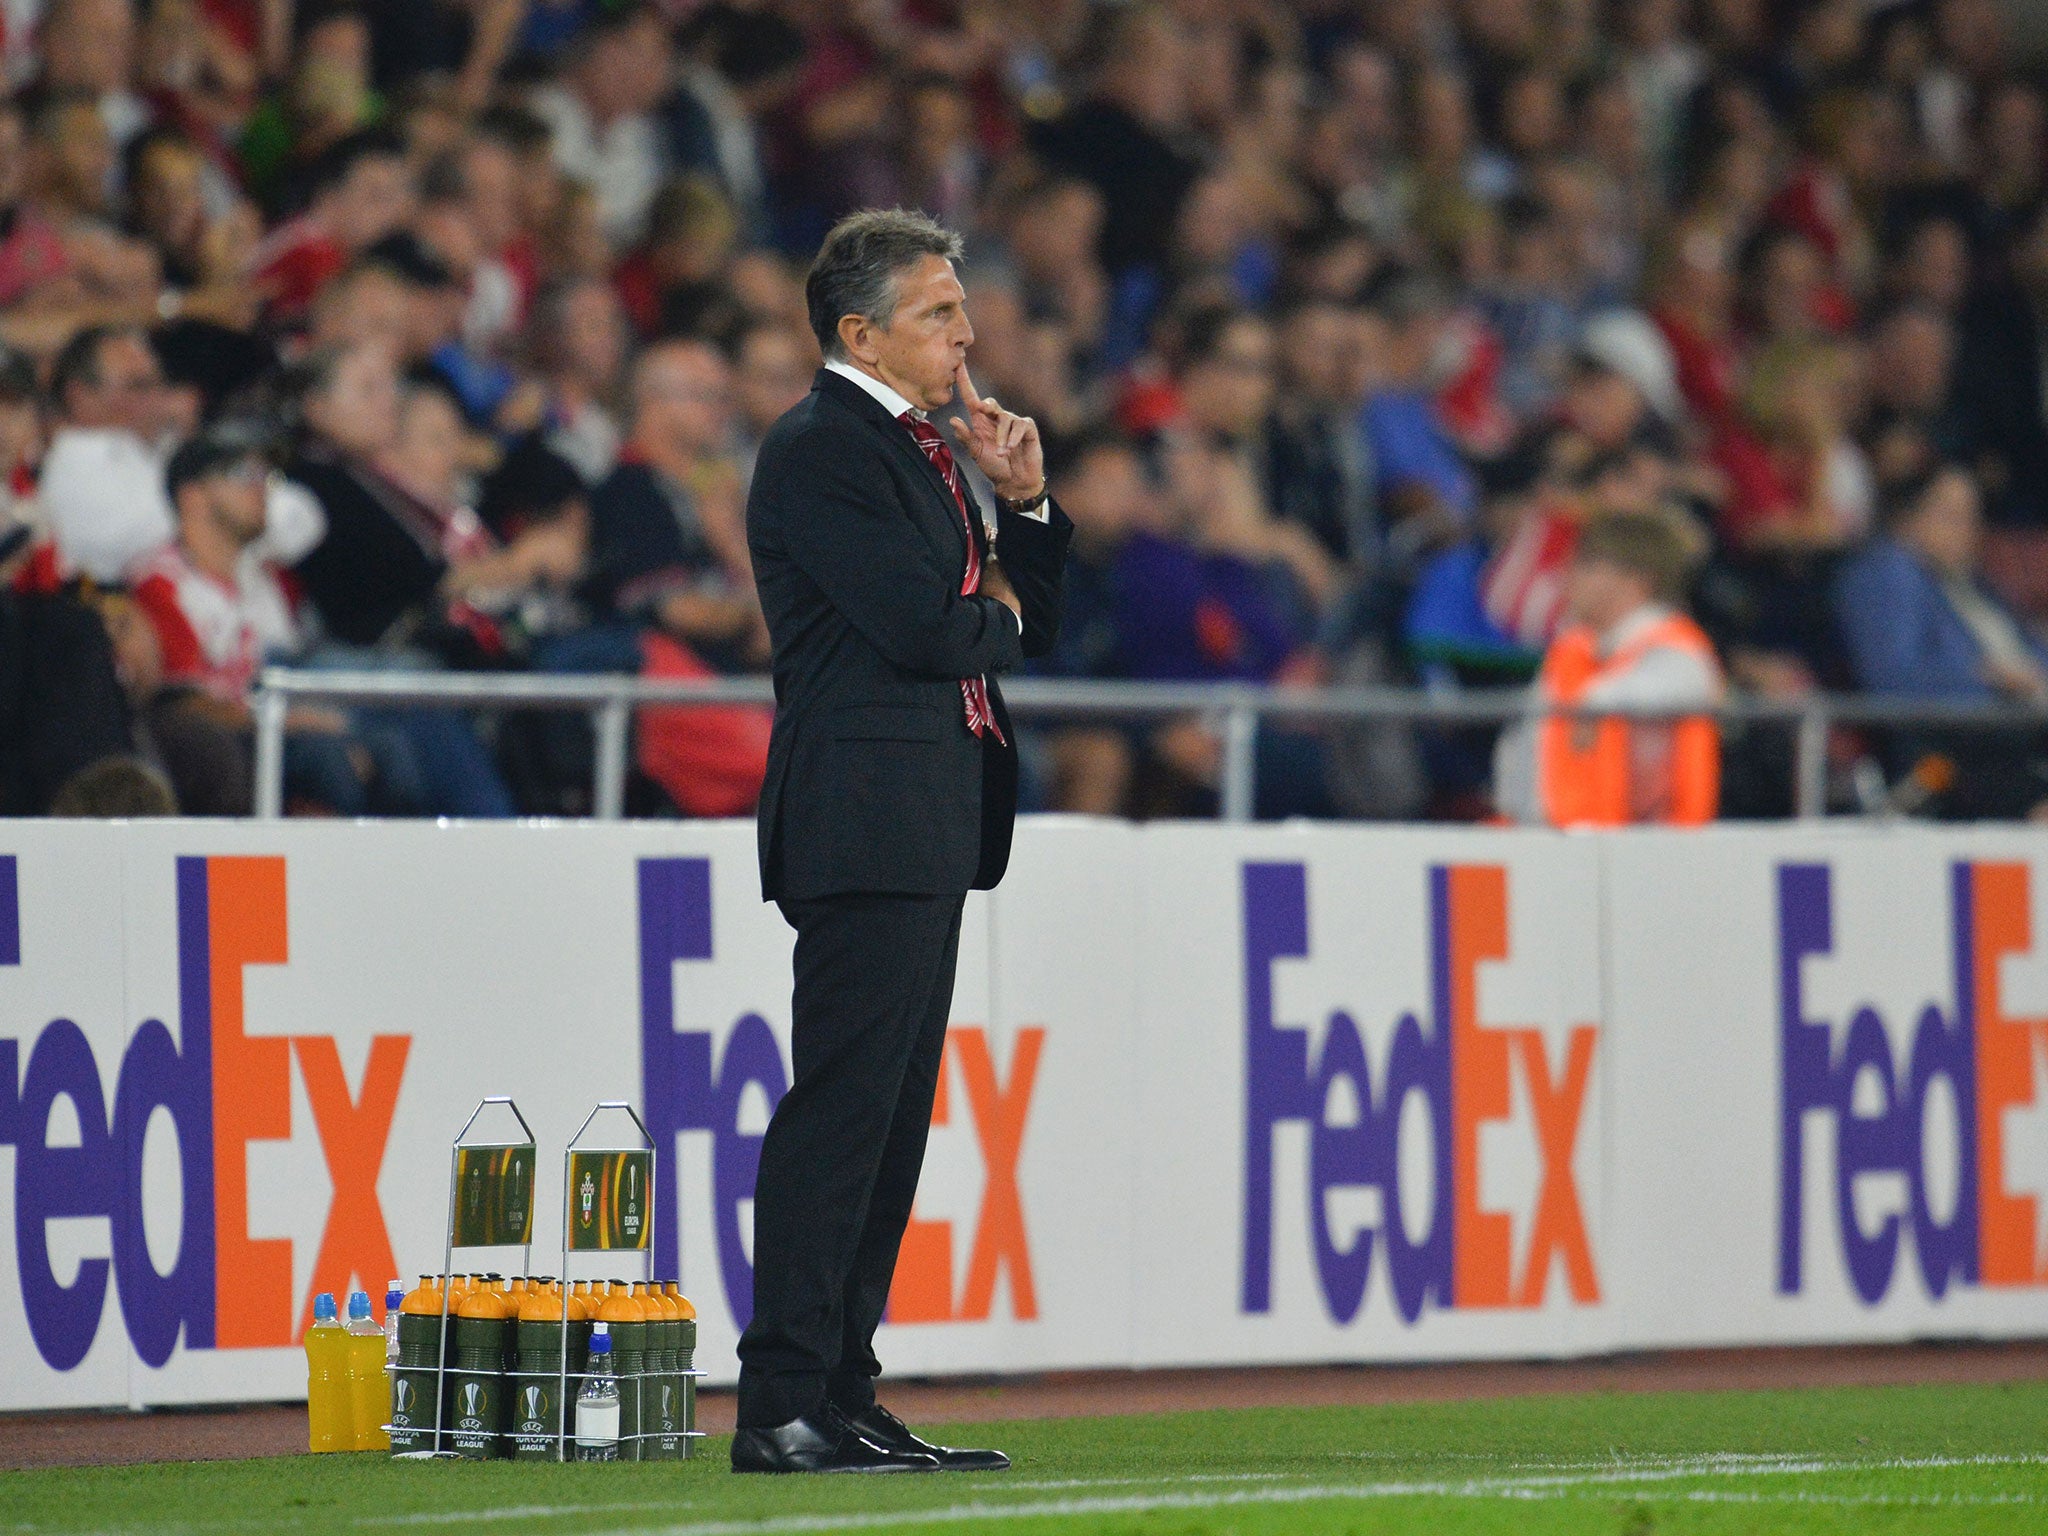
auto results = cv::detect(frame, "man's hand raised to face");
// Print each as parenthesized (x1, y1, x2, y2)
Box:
(943, 363, 1044, 503)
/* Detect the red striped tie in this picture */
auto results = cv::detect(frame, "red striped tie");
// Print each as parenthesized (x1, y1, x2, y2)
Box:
(901, 411, 1006, 745)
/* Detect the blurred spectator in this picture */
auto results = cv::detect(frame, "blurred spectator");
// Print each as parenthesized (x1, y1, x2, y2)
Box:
(590, 336, 769, 815)
(1264, 296, 1376, 570)
(532, 274, 629, 484)
(1835, 463, 2048, 819)
(1028, 5, 1198, 283)
(130, 423, 379, 814)
(530, 6, 676, 247)
(1714, 338, 1870, 553)
(33, 0, 149, 150)
(0, 520, 140, 814)
(248, 126, 412, 323)
(1495, 509, 1722, 826)
(1863, 300, 1964, 484)
(613, 173, 742, 340)
(1955, 200, 2048, 527)
(729, 317, 812, 486)
(41, 322, 174, 580)
(1034, 427, 1146, 813)
(238, 5, 383, 213)
(590, 336, 762, 666)
(1359, 271, 1479, 560)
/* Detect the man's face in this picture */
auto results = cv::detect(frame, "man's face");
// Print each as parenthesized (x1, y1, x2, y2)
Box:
(1062, 446, 1148, 544)
(45, 0, 133, 92)
(308, 343, 402, 456)
(584, 17, 673, 120)
(1280, 305, 1350, 405)
(1904, 469, 1981, 578)
(636, 344, 732, 458)
(67, 334, 163, 435)
(330, 157, 414, 252)
(1564, 555, 1652, 632)
(736, 327, 811, 433)
(853, 255, 973, 413)
(1182, 319, 1277, 439)
(560, 282, 627, 386)
(462, 140, 520, 249)
(41, 103, 113, 209)
(193, 461, 269, 547)
(313, 267, 411, 353)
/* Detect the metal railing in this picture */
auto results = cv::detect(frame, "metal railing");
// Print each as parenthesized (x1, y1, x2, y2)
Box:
(250, 666, 2048, 823)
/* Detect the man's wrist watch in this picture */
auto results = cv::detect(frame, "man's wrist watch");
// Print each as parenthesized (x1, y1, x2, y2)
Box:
(997, 483, 1049, 515)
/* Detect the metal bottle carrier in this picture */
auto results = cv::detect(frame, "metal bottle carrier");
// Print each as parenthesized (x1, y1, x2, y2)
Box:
(387, 1096, 700, 1461)
(552, 1102, 704, 1460)
(387, 1097, 536, 1459)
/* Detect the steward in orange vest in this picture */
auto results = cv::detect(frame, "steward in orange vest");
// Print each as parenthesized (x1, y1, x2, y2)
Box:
(1495, 511, 1723, 826)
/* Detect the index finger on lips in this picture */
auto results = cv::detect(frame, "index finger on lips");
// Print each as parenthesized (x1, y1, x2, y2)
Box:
(955, 361, 984, 412)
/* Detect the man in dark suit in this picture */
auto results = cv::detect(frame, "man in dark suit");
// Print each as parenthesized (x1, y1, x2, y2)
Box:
(732, 210, 1071, 1474)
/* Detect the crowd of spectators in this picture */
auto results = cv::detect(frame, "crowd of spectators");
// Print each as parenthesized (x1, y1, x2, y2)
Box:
(5, 0, 2048, 821)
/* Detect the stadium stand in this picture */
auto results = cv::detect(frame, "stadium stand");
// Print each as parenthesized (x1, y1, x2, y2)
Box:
(3, 0, 2048, 824)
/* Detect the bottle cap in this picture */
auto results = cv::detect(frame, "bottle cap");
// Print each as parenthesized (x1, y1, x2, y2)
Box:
(589, 1323, 611, 1354)
(347, 1291, 372, 1321)
(313, 1292, 337, 1322)
(385, 1283, 404, 1307)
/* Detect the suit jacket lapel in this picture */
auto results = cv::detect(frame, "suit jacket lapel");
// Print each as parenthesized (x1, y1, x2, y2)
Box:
(813, 369, 970, 565)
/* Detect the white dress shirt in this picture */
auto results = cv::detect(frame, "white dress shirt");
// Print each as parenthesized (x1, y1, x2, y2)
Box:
(825, 359, 1046, 636)
(824, 360, 1049, 514)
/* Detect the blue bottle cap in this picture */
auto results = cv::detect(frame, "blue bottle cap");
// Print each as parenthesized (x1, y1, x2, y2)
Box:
(589, 1324, 611, 1353)
(347, 1291, 372, 1321)
(313, 1292, 337, 1322)
(385, 1283, 405, 1308)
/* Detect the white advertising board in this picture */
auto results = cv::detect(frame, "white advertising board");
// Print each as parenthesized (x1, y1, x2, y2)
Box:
(1128, 825, 1614, 1368)
(1604, 826, 2048, 1348)
(2, 817, 2044, 1413)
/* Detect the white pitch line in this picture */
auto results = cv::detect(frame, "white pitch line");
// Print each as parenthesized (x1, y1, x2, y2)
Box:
(333, 1450, 2048, 1536)
(362, 1504, 697, 1527)
(565, 1452, 2048, 1536)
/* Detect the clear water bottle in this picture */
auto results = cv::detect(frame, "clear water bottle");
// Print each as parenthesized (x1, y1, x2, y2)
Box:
(575, 1322, 620, 1462)
(345, 1290, 391, 1451)
(383, 1281, 403, 1365)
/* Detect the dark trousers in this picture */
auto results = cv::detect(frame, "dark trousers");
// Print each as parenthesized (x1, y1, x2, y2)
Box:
(735, 889, 967, 1428)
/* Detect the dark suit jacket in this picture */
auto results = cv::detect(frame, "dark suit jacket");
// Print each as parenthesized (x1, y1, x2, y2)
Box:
(747, 368, 1072, 900)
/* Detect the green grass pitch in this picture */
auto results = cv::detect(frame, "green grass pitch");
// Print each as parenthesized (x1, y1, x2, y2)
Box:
(4, 1381, 2046, 1534)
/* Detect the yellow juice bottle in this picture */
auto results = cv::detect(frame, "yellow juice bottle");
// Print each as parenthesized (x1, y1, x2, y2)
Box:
(305, 1292, 351, 1452)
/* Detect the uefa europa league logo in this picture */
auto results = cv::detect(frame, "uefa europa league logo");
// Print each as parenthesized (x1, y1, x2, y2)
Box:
(460, 1382, 482, 1423)
(522, 1385, 544, 1424)
(394, 1377, 413, 1416)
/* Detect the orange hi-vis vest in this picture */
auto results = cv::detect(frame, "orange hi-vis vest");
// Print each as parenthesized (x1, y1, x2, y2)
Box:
(1537, 612, 1721, 827)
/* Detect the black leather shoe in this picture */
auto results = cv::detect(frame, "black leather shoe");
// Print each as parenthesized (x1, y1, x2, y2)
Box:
(731, 1405, 940, 1473)
(846, 1404, 1010, 1471)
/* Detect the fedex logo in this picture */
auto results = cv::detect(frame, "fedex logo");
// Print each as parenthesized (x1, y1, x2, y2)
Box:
(636, 858, 1041, 1329)
(1779, 861, 2048, 1304)
(0, 855, 409, 1371)
(1243, 862, 1599, 1325)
